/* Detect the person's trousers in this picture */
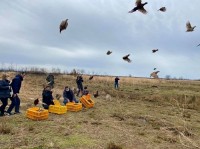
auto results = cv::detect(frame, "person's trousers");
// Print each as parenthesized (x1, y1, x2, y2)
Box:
(0, 98, 8, 115)
(7, 95, 20, 113)
(115, 82, 119, 89)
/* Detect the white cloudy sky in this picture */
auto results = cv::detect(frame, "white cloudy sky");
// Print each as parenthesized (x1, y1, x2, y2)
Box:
(0, 0, 200, 79)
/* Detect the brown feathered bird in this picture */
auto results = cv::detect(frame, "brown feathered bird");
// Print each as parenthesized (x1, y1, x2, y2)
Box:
(186, 21, 196, 32)
(129, 0, 148, 14)
(158, 7, 166, 12)
(152, 49, 158, 53)
(150, 71, 160, 79)
(59, 19, 68, 33)
(93, 91, 99, 98)
(123, 54, 132, 63)
(89, 76, 94, 80)
(34, 98, 39, 106)
(107, 50, 112, 55)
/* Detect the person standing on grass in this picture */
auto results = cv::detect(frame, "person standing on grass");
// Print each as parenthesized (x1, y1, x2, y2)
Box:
(0, 74, 11, 116)
(76, 75, 83, 97)
(6, 72, 25, 115)
(114, 76, 120, 89)
(46, 74, 54, 89)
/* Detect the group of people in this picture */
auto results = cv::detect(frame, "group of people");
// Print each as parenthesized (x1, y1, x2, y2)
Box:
(0, 72, 25, 116)
(42, 75, 88, 109)
(0, 73, 120, 116)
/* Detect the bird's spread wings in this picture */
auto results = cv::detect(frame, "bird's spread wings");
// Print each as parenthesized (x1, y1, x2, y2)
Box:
(135, 0, 142, 6)
(138, 8, 147, 14)
(159, 7, 166, 12)
(186, 21, 192, 29)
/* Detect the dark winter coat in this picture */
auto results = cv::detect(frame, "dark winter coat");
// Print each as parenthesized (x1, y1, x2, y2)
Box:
(0, 80, 11, 98)
(11, 74, 23, 94)
(42, 90, 54, 106)
(63, 89, 74, 102)
(76, 76, 83, 85)
(115, 77, 120, 83)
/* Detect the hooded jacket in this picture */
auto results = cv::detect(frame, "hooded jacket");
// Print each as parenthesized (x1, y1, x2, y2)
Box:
(11, 74, 23, 94)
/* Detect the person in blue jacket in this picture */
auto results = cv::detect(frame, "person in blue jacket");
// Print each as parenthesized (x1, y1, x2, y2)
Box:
(6, 72, 25, 115)
(0, 74, 11, 116)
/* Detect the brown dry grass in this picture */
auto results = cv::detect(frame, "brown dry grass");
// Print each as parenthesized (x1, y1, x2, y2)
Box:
(0, 72, 200, 149)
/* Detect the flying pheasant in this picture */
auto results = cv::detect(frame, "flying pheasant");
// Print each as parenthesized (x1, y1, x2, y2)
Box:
(129, 0, 148, 14)
(152, 49, 158, 53)
(89, 76, 94, 80)
(60, 19, 68, 33)
(186, 21, 196, 32)
(123, 54, 132, 63)
(158, 7, 166, 12)
(107, 50, 112, 55)
(150, 71, 160, 79)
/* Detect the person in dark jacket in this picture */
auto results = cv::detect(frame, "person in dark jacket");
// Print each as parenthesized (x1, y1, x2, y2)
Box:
(46, 74, 54, 89)
(0, 74, 11, 116)
(114, 76, 120, 89)
(6, 72, 25, 115)
(63, 86, 78, 105)
(42, 85, 54, 109)
(76, 75, 83, 97)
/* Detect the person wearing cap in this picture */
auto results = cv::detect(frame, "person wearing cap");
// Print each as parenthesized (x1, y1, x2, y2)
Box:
(42, 85, 54, 109)
(63, 86, 79, 105)
(0, 74, 11, 116)
(6, 72, 25, 115)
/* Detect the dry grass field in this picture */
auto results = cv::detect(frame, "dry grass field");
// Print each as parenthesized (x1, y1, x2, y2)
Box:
(0, 72, 200, 149)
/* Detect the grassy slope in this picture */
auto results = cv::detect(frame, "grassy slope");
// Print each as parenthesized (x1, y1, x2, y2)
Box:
(0, 72, 200, 149)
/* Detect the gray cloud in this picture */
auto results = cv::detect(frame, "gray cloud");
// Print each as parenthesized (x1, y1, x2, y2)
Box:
(0, 0, 200, 79)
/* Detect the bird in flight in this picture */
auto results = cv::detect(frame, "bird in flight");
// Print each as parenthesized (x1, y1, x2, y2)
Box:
(60, 19, 68, 33)
(129, 0, 148, 14)
(123, 54, 132, 63)
(158, 7, 166, 12)
(150, 71, 160, 79)
(89, 76, 94, 80)
(107, 50, 112, 55)
(152, 49, 158, 53)
(153, 68, 156, 70)
(196, 44, 200, 47)
(186, 21, 196, 32)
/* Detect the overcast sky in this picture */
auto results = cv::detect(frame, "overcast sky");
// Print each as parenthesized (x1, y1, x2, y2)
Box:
(0, 0, 200, 79)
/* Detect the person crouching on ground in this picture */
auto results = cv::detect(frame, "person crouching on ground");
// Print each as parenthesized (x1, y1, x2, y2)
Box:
(42, 85, 54, 109)
(0, 74, 11, 116)
(6, 72, 25, 115)
(63, 86, 79, 105)
(82, 86, 89, 96)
